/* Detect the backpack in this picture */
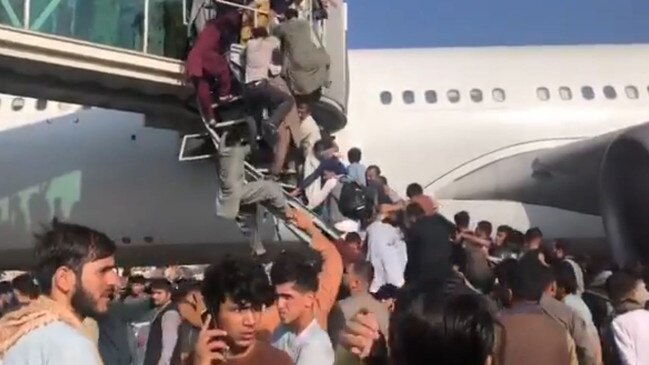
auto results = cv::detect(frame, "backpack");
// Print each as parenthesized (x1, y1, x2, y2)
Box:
(338, 181, 369, 220)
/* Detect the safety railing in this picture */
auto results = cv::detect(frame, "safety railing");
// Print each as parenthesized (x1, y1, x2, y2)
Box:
(0, 0, 328, 57)
(210, 0, 270, 27)
(208, 0, 326, 47)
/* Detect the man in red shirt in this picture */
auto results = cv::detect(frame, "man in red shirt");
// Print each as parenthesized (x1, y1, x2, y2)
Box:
(334, 232, 364, 267)
(405, 183, 438, 216)
(185, 10, 241, 125)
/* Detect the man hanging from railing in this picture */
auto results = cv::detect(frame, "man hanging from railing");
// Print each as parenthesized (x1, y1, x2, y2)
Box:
(216, 124, 295, 255)
(272, 8, 331, 99)
(186, 8, 241, 127)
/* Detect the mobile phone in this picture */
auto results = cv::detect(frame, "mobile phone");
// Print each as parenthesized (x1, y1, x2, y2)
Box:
(206, 307, 232, 360)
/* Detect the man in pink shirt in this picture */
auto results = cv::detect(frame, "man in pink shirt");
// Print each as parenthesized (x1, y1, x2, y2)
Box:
(406, 183, 438, 216)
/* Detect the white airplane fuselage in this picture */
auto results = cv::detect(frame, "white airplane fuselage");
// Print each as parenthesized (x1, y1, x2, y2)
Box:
(337, 45, 649, 242)
(2, 44, 649, 268)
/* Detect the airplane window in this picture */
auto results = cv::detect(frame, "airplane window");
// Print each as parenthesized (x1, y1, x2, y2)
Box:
(626, 86, 639, 99)
(470, 89, 483, 103)
(424, 90, 437, 104)
(36, 99, 48, 111)
(11, 97, 25, 111)
(581, 86, 595, 100)
(492, 88, 506, 102)
(537, 87, 550, 101)
(402, 90, 415, 104)
(380, 91, 392, 105)
(559, 86, 572, 100)
(447, 89, 460, 103)
(603, 86, 617, 100)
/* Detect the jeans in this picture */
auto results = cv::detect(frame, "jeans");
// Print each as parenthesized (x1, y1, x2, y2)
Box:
(244, 79, 294, 146)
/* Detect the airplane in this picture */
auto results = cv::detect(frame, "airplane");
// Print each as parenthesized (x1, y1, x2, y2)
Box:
(1, 43, 649, 269)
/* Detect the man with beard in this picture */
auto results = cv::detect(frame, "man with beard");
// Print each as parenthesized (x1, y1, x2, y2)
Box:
(0, 220, 119, 364)
(143, 279, 181, 365)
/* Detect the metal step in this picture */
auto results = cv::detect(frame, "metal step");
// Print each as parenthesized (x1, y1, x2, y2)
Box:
(196, 103, 342, 244)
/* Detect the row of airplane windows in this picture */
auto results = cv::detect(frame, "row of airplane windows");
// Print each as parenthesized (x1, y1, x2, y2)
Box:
(380, 85, 649, 105)
(0, 97, 90, 112)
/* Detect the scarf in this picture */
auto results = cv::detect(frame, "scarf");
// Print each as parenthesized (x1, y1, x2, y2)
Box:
(0, 296, 103, 364)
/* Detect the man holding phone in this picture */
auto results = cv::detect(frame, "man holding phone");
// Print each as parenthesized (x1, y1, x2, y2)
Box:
(192, 256, 294, 365)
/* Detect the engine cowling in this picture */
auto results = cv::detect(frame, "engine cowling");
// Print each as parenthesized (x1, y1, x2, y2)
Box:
(435, 122, 649, 266)
(600, 124, 649, 266)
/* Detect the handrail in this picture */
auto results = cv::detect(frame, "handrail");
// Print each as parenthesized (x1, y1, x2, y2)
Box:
(23, 0, 30, 29)
(143, 0, 150, 53)
(194, 95, 342, 244)
(214, 0, 270, 15)
(212, 0, 325, 45)
(213, 0, 270, 28)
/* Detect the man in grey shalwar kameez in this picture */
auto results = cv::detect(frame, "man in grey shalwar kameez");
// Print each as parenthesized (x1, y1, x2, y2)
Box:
(272, 9, 330, 96)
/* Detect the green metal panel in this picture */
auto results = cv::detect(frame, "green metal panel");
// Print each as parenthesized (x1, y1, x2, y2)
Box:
(29, 0, 58, 33)
(0, 0, 23, 27)
(3, 0, 187, 58)
(30, 0, 62, 31)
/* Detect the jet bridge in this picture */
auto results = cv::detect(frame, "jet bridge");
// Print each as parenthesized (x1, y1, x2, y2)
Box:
(0, 0, 348, 131)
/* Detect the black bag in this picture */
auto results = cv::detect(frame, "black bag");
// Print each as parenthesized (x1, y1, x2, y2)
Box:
(338, 181, 368, 220)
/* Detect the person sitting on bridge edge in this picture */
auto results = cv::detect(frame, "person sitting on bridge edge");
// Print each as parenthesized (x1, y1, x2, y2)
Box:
(186, 9, 241, 126)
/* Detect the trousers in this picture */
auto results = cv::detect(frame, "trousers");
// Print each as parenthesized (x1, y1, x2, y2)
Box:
(216, 143, 289, 253)
(244, 79, 294, 149)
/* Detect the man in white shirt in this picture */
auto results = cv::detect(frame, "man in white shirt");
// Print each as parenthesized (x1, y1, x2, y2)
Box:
(365, 210, 407, 293)
(243, 27, 295, 155)
(270, 251, 335, 365)
(606, 271, 649, 365)
(297, 102, 322, 203)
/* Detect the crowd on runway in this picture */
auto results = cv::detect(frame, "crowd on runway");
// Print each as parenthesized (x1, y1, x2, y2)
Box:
(1, 1, 649, 365)
(0, 153, 648, 365)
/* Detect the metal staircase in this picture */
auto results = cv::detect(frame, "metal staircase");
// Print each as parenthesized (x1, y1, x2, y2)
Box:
(177, 0, 345, 246)
(190, 106, 342, 245)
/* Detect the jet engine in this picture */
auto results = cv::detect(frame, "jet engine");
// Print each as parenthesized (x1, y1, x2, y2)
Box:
(436, 122, 649, 266)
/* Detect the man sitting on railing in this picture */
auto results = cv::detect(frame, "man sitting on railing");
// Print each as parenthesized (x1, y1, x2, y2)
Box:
(186, 9, 241, 126)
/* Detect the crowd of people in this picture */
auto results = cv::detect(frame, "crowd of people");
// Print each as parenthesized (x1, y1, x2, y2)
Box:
(1, 2, 648, 365)
(0, 154, 648, 365)
(188, 0, 334, 177)
(186, 0, 355, 256)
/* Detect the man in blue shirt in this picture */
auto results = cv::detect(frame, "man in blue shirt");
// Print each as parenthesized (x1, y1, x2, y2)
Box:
(346, 148, 366, 186)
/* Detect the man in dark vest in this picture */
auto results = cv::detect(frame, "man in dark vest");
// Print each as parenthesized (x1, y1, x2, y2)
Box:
(143, 279, 181, 365)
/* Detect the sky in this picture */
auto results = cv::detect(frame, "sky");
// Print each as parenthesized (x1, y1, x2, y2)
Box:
(347, 0, 649, 49)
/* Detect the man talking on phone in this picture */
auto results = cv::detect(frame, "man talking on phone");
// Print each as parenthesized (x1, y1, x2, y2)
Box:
(192, 256, 294, 365)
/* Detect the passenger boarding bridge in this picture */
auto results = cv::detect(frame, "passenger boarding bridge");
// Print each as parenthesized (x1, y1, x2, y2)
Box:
(0, 0, 348, 130)
(0, 0, 351, 265)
